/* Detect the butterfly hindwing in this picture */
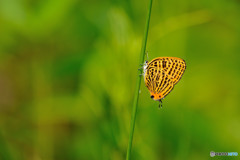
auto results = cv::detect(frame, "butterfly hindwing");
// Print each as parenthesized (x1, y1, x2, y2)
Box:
(144, 57, 186, 100)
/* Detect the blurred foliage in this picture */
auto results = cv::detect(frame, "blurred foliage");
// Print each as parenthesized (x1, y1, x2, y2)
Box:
(0, 0, 240, 160)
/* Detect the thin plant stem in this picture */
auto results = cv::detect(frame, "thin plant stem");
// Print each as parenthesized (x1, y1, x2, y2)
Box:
(126, 0, 153, 159)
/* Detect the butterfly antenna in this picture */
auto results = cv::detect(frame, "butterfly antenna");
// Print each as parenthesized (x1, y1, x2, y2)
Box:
(146, 51, 149, 61)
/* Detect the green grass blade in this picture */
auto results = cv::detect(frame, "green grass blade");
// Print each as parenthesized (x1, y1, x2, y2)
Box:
(126, 0, 153, 159)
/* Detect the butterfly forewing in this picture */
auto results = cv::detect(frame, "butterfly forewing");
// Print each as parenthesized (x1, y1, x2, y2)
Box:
(144, 57, 186, 100)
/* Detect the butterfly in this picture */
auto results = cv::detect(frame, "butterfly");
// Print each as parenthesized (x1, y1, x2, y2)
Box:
(143, 57, 186, 108)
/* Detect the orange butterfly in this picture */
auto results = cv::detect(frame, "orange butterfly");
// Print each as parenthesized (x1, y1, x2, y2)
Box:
(143, 57, 186, 107)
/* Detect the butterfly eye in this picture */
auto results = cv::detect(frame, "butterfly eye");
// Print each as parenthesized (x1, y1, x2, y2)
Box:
(150, 95, 154, 99)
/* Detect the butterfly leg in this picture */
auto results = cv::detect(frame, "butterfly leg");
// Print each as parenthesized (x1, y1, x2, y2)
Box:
(138, 67, 144, 76)
(158, 99, 163, 108)
(138, 62, 147, 70)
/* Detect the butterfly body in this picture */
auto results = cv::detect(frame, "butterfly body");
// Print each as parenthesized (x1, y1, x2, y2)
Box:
(143, 57, 186, 101)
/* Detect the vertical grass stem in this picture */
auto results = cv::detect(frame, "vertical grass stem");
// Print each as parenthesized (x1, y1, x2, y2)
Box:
(126, 0, 153, 159)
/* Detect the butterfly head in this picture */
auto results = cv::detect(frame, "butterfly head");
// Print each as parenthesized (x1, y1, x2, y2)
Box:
(143, 60, 148, 70)
(150, 92, 164, 101)
(143, 60, 148, 79)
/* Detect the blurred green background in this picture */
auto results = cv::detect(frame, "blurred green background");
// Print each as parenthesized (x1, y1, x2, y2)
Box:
(0, 0, 240, 160)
